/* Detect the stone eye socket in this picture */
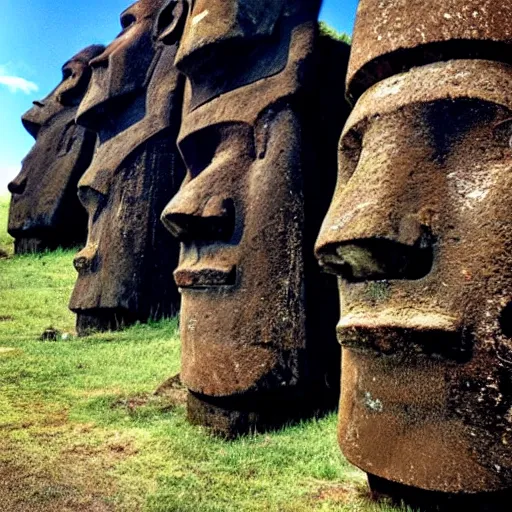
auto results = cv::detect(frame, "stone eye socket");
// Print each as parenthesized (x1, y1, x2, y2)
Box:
(499, 302, 512, 339)
(120, 13, 137, 31)
(180, 128, 220, 179)
(62, 68, 73, 81)
(339, 128, 363, 184)
(492, 118, 512, 150)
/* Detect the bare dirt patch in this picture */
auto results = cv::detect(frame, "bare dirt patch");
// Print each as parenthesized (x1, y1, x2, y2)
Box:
(310, 481, 371, 506)
(109, 376, 187, 416)
(0, 423, 142, 512)
(0, 347, 18, 355)
(0, 401, 137, 512)
(153, 373, 187, 406)
(111, 391, 185, 416)
(0, 438, 118, 512)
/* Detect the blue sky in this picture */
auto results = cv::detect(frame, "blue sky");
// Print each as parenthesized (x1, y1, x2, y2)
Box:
(0, 0, 358, 192)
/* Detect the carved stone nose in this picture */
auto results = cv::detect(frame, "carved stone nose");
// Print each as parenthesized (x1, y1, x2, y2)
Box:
(8, 175, 27, 195)
(161, 194, 235, 242)
(317, 238, 434, 282)
(316, 214, 435, 282)
(74, 243, 99, 274)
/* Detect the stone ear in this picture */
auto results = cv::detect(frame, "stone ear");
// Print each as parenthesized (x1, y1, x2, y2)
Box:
(155, 0, 188, 45)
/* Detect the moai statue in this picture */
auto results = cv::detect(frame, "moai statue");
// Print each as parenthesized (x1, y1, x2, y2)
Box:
(161, 0, 351, 437)
(316, 0, 512, 503)
(8, 45, 105, 255)
(69, 0, 187, 335)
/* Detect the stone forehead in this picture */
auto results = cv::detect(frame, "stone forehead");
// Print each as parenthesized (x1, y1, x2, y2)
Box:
(129, 0, 169, 17)
(177, 20, 315, 143)
(343, 59, 512, 138)
(177, 0, 320, 57)
(347, 0, 512, 101)
(69, 45, 106, 66)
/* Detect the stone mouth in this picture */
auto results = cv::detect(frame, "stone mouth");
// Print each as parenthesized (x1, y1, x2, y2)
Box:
(174, 265, 236, 289)
(337, 311, 471, 362)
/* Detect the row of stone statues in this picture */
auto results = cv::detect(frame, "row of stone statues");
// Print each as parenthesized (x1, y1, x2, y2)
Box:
(7, 0, 512, 505)
(9, 0, 350, 436)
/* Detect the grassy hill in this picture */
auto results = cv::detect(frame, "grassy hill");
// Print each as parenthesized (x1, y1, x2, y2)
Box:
(0, 194, 401, 512)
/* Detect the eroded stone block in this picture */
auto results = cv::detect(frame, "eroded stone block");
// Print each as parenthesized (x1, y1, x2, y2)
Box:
(161, 0, 351, 437)
(8, 45, 104, 254)
(69, 0, 187, 335)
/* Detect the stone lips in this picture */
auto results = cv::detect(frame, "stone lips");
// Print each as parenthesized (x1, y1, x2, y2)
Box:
(347, 0, 512, 101)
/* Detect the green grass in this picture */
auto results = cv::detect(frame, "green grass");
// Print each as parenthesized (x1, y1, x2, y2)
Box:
(0, 194, 14, 256)
(319, 22, 352, 45)
(0, 195, 403, 512)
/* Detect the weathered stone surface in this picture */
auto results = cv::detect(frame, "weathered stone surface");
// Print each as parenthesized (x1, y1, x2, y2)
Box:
(161, 0, 351, 437)
(8, 45, 104, 255)
(347, 0, 512, 101)
(316, 1, 512, 497)
(69, 0, 186, 336)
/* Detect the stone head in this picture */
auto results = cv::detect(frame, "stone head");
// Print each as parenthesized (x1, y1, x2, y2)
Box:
(76, 0, 180, 131)
(161, 0, 348, 435)
(8, 45, 104, 254)
(316, 0, 512, 495)
(69, 0, 188, 334)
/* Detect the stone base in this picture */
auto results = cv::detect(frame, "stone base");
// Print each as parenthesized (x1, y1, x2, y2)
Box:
(14, 237, 84, 255)
(15, 238, 46, 255)
(187, 386, 338, 439)
(75, 309, 138, 336)
(368, 473, 512, 512)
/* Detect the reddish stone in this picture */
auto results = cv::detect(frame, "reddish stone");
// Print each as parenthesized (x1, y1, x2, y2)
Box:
(347, 0, 512, 101)
(316, 0, 512, 498)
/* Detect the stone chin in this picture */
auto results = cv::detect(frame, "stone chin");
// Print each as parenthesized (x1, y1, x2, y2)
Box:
(338, 345, 510, 493)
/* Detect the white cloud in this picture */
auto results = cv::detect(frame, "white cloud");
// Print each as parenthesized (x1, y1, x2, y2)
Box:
(0, 63, 38, 95)
(0, 75, 38, 95)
